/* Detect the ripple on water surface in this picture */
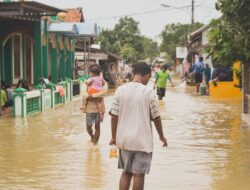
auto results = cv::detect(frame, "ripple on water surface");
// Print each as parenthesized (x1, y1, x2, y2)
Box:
(0, 86, 250, 190)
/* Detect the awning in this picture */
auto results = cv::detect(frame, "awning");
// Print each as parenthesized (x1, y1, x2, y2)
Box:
(72, 22, 99, 37)
(48, 22, 99, 38)
(0, 1, 65, 21)
(47, 23, 78, 34)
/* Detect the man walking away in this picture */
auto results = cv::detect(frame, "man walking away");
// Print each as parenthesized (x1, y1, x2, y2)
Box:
(155, 64, 174, 100)
(204, 63, 211, 91)
(192, 57, 204, 93)
(109, 62, 168, 190)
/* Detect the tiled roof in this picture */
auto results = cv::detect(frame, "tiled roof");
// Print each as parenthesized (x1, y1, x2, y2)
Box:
(64, 8, 84, 22)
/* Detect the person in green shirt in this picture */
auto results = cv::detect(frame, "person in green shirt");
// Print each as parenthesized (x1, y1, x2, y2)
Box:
(154, 64, 174, 100)
(0, 89, 7, 108)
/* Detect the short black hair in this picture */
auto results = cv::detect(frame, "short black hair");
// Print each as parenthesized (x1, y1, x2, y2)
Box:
(89, 64, 101, 75)
(162, 64, 169, 70)
(132, 62, 151, 76)
(199, 57, 203, 62)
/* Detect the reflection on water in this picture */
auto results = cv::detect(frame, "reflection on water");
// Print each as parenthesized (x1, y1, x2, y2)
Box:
(84, 146, 105, 189)
(0, 85, 250, 190)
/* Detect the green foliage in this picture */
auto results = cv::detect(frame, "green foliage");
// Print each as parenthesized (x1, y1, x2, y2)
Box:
(205, 19, 244, 67)
(160, 22, 204, 61)
(208, 0, 250, 65)
(98, 16, 159, 64)
(119, 44, 137, 63)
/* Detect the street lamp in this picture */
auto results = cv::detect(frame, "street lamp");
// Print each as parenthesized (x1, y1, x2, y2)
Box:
(160, 3, 193, 25)
(160, 3, 195, 69)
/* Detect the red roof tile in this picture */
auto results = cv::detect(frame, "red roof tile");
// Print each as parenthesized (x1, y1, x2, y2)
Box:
(64, 8, 84, 22)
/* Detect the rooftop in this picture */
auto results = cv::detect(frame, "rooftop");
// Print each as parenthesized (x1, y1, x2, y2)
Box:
(0, 1, 65, 21)
(64, 8, 84, 22)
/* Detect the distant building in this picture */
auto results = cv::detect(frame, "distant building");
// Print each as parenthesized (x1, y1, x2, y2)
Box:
(188, 25, 213, 69)
(75, 47, 123, 88)
(0, 1, 98, 86)
(189, 24, 250, 122)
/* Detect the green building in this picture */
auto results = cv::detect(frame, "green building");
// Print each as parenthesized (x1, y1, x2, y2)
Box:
(0, 1, 98, 117)
(0, 1, 96, 86)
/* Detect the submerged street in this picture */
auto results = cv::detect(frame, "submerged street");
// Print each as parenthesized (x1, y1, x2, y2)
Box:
(0, 84, 250, 190)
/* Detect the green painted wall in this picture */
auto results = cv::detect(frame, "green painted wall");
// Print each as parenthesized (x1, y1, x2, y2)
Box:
(4, 39, 12, 84)
(34, 22, 43, 85)
(0, 23, 3, 81)
(1, 47, 3, 82)
(51, 47, 58, 83)
(70, 40, 76, 79)
(60, 48, 66, 81)
(22, 36, 26, 80)
(66, 50, 72, 78)
(43, 45, 48, 78)
(43, 20, 49, 78)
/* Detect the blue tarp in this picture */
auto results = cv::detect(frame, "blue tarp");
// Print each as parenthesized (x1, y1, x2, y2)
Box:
(48, 22, 99, 37)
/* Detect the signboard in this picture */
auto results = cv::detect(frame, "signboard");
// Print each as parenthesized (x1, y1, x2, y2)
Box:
(75, 52, 108, 60)
(176, 47, 187, 59)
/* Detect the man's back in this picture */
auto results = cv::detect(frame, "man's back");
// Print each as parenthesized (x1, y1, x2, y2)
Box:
(111, 82, 159, 153)
(156, 71, 170, 88)
(0, 90, 7, 106)
(194, 61, 204, 74)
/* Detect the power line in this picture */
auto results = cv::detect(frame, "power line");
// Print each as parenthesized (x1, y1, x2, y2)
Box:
(85, 8, 171, 21)
(85, 1, 216, 22)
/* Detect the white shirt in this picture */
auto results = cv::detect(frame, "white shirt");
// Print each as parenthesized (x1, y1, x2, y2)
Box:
(110, 82, 160, 153)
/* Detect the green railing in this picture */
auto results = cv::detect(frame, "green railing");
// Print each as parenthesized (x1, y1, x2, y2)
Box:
(79, 75, 90, 82)
(72, 79, 81, 96)
(26, 96, 41, 114)
(55, 92, 63, 105)
(13, 75, 91, 117)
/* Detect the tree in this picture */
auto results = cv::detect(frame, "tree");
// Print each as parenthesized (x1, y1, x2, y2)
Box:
(216, 0, 250, 62)
(210, 0, 250, 113)
(119, 44, 137, 63)
(206, 0, 250, 66)
(160, 22, 203, 61)
(98, 17, 159, 64)
(139, 36, 159, 61)
(205, 19, 244, 67)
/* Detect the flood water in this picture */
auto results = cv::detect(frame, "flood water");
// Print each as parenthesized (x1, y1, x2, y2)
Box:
(0, 83, 250, 190)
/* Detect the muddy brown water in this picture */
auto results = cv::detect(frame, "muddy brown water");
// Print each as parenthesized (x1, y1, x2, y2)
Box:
(0, 84, 249, 190)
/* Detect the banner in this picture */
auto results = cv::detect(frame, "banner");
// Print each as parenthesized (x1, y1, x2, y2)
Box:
(176, 47, 187, 59)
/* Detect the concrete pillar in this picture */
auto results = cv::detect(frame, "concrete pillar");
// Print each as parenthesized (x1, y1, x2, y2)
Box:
(243, 63, 250, 113)
(13, 87, 27, 117)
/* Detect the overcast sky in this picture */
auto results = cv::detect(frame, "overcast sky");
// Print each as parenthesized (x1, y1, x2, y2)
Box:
(39, 0, 221, 41)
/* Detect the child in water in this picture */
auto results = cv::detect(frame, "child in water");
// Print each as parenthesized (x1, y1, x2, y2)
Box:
(81, 64, 105, 121)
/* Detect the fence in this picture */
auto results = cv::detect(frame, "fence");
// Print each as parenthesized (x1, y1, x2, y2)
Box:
(13, 76, 89, 117)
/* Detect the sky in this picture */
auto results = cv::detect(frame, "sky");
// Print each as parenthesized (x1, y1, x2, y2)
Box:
(39, 0, 221, 41)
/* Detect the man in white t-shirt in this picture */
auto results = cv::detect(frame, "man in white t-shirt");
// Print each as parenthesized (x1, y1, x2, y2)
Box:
(109, 62, 168, 190)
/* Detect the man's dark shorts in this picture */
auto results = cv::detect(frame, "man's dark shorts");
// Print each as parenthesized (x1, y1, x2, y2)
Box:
(86, 113, 100, 126)
(157, 87, 166, 97)
(194, 73, 203, 83)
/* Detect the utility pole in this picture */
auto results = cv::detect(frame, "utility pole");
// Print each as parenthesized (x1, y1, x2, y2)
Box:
(191, 0, 194, 25)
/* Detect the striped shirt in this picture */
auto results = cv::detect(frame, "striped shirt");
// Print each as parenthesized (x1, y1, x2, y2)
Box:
(110, 82, 160, 153)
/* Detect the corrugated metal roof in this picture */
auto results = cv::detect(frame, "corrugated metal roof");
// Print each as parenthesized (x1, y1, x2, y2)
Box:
(0, 1, 65, 16)
(48, 22, 78, 34)
(48, 22, 99, 37)
(74, 22, 98, 37)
